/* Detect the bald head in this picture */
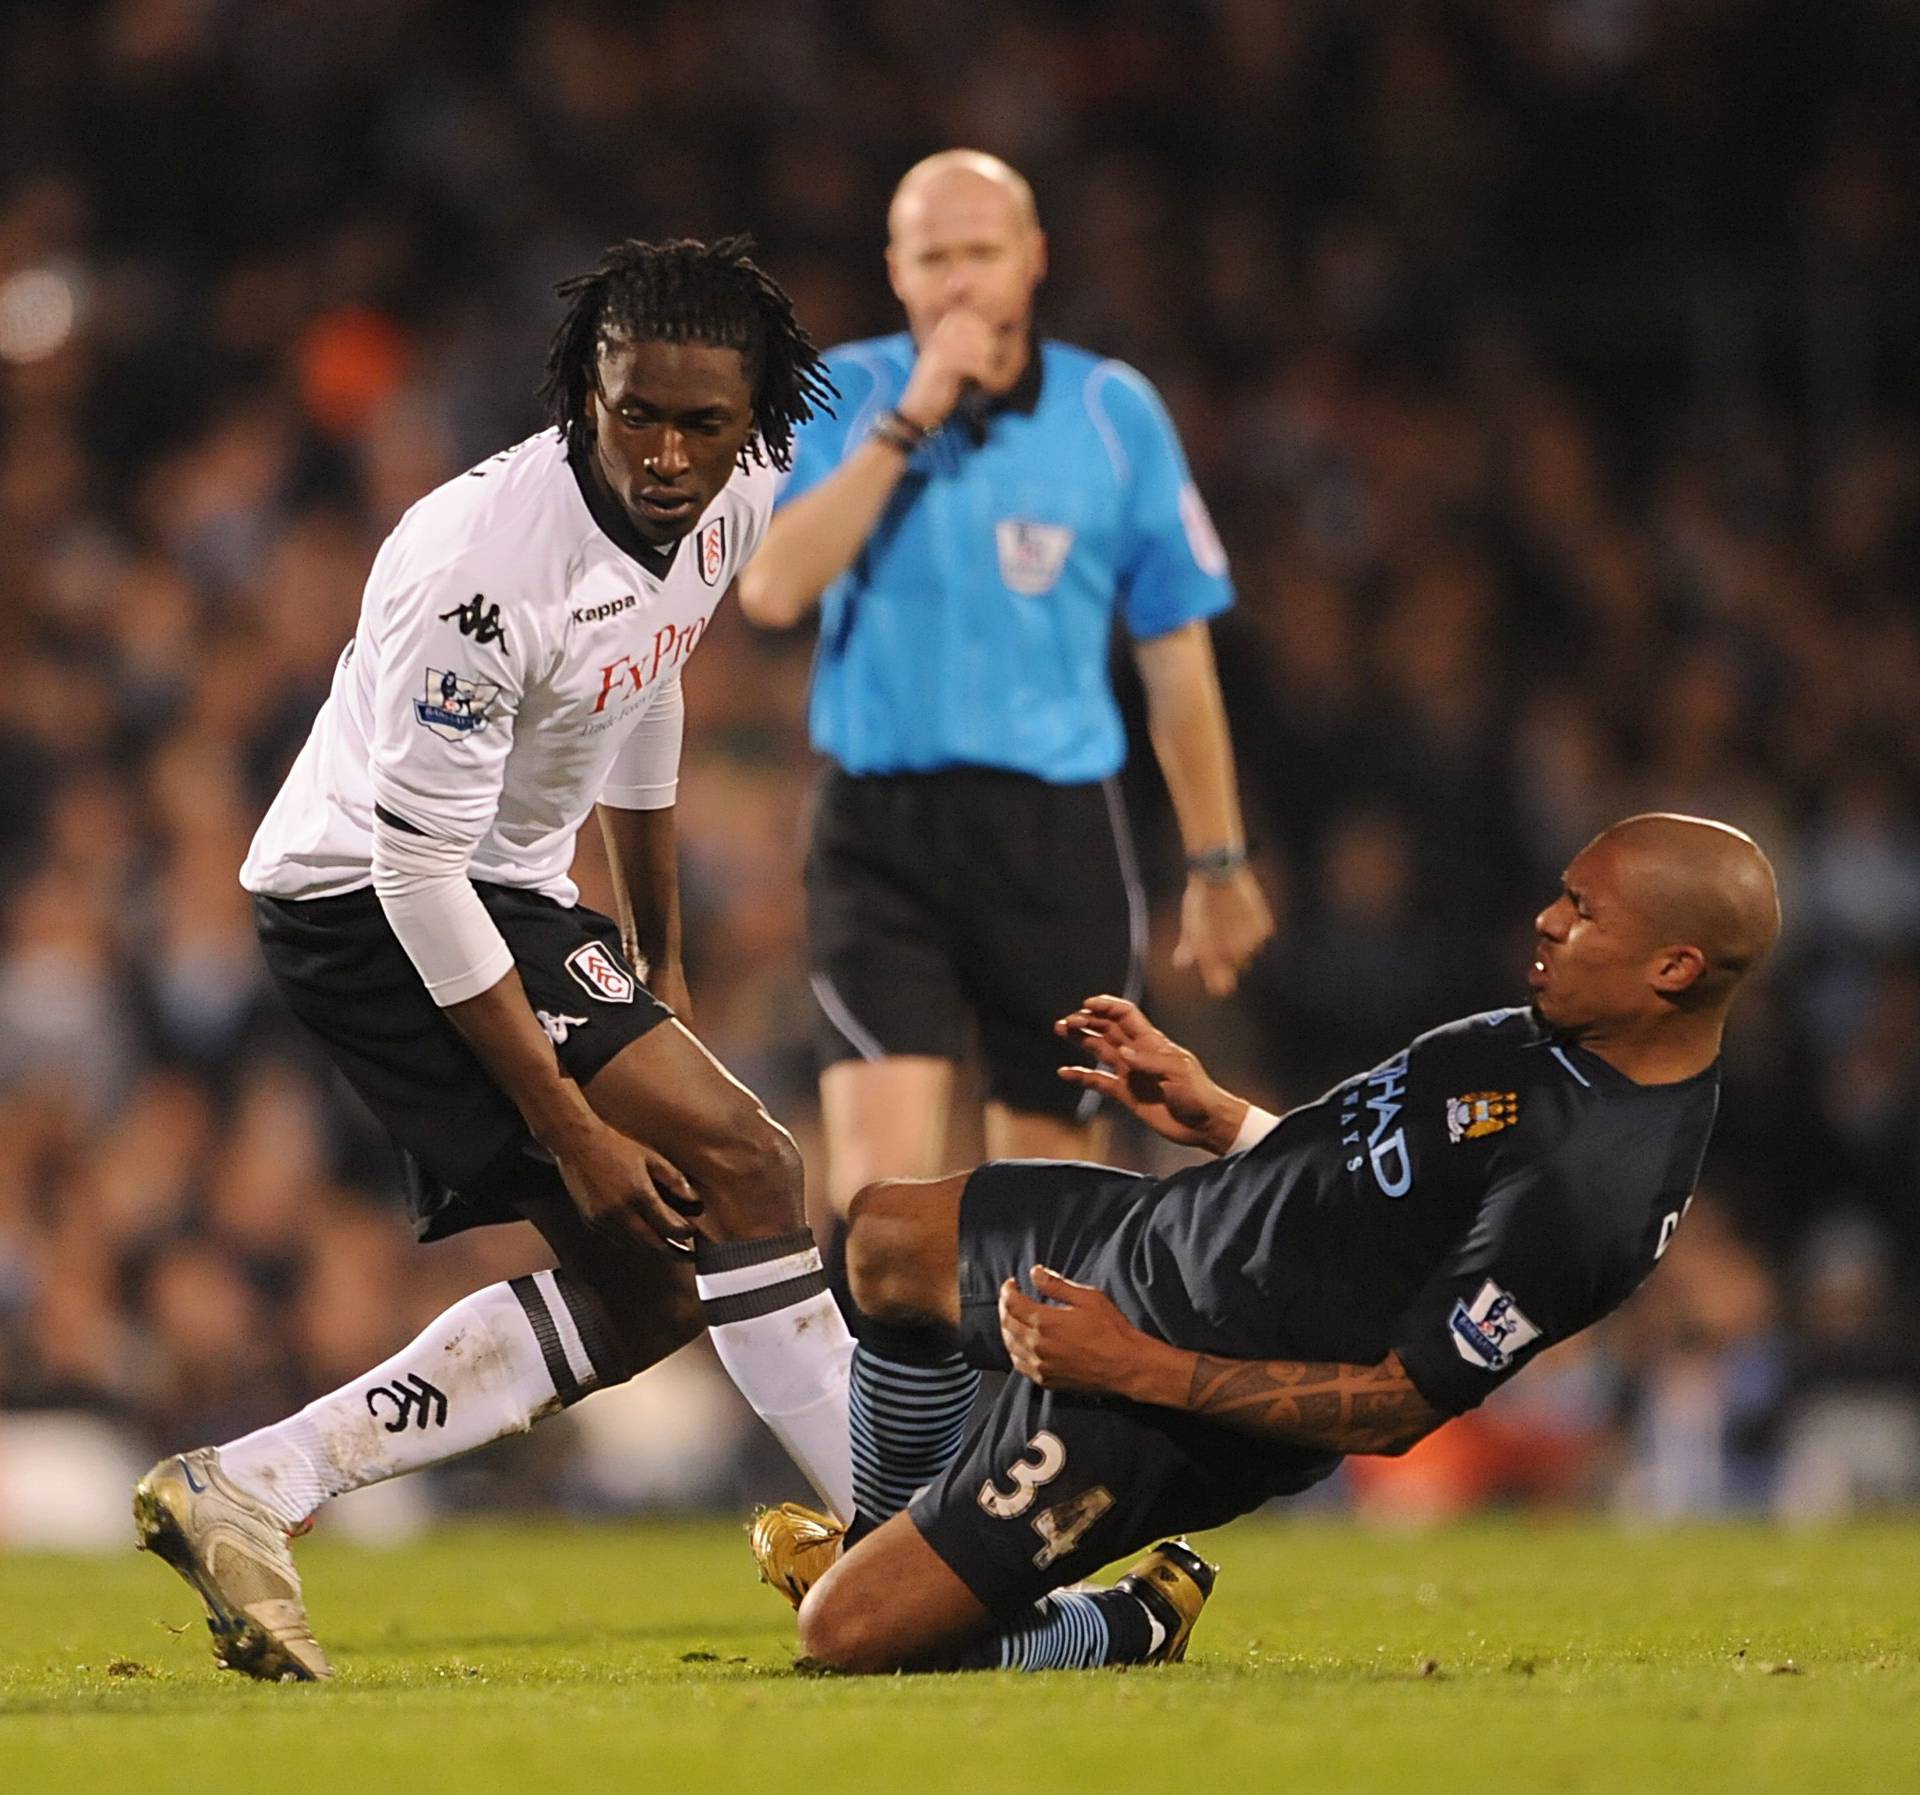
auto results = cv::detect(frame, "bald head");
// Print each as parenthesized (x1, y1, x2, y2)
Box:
(889, 149, 1040, 240)
(1591, 814, 1781, 1006)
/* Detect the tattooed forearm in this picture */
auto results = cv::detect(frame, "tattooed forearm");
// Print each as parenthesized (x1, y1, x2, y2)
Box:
(1181, 1350, 1442, 1454)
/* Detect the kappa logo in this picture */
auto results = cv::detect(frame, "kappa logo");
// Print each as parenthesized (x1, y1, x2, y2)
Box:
(1446, 1090, 1519, 1144)
(995, 519, 1075, 597)
(439, 593, 509, 651)
(414, 668, 500, 739)
(573, 594, 637, 626)
(536, 1009, 590, 1044)
(564, 941, 634, 1004)
(1448, 1280, 1542, 1373)
(698, 516, 727, 586)
(365, 1372, 448, 1432)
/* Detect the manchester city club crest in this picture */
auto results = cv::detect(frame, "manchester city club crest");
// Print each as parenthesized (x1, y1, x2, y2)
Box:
(995, 519, 1075, 596)
(698, 516, 727, 586)
(1446, 1090, 1519, 1143)
(413, 668, 500, 740)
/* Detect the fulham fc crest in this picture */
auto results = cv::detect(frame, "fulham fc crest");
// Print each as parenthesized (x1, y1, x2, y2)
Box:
(564, 941, 634, 1004)
(698, 516, 727, 586)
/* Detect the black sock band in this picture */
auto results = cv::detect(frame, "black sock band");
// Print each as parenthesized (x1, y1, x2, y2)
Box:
(509, 1274, 583, 1406)
(545, 1270, 635, 1389)
(857, 1313, 964, 1367)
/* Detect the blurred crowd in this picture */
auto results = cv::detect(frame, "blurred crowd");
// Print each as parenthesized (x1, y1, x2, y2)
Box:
(2, 0, 1918, 1538)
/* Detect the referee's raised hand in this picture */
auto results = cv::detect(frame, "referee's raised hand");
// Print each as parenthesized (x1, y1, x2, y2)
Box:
(554, 1117, 704, 1253)
(897, 308, 999, 430)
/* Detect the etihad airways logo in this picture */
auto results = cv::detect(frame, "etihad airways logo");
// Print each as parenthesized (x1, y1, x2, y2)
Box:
(1339, 1047, 1412, 1198)
(593, 616, 709, 713)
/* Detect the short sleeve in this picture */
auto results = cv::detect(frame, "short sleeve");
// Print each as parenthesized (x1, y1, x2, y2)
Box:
(1091, 363, 1235, 640)
(1391, 1167, 1605, 1416)
(367, 572, 527, 847)
(774, 346, 894, 509)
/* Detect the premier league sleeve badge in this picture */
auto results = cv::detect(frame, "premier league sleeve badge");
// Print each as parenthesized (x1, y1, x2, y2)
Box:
(413, 668, 501, 740)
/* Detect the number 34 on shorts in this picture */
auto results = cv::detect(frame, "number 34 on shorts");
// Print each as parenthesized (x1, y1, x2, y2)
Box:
(977, 1430, 1116, 1570)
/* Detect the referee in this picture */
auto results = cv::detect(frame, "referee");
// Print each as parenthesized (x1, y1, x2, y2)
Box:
(740, 150, 1273, 1211)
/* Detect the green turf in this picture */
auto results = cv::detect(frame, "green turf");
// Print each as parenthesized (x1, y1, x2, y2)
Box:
(2, 1516, 1915, 1793)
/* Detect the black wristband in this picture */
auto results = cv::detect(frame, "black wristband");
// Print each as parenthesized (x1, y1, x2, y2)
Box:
(1185, 844, 1248, 881)
(870, 408, 929, 455)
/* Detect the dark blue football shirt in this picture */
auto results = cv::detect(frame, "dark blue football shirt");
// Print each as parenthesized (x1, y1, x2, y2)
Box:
(1105, 1007, 1719, 1420)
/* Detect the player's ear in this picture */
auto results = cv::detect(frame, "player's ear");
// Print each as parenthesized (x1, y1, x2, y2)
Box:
(1649, 943, 1708, 999)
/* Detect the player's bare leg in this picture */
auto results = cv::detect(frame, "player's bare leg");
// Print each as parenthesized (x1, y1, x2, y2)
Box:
(141, 1017, 850, 1682)
(799, 1510, 988, 1670)
(795, 1508, 1214, 1675)
(584, 1021, 856, 1518)
(820, 1056, 956, 1221)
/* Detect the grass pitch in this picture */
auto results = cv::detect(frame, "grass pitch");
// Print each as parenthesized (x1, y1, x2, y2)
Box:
(2, 1516, 1915, 1794)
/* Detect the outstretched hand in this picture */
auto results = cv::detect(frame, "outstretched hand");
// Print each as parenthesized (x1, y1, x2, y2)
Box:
(1054, 994, 1245, 1153)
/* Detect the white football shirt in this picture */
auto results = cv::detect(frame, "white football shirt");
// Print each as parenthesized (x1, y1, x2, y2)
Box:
(243, 429, 773, 905)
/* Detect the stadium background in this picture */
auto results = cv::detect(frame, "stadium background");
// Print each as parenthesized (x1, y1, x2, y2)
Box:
(0, 0, 1916, 1545)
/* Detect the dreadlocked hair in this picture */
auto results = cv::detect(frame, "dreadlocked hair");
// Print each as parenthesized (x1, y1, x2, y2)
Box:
(539, 234, 833, 473)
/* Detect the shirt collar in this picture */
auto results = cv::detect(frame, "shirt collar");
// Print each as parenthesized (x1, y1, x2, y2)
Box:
(568, 441, 681, 580)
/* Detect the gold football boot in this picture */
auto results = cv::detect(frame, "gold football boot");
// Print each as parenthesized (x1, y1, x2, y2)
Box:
(749, 1501, 847, 1610)
(1110, 1539, 1218, 1664)
(133, 1448, 332, 1682)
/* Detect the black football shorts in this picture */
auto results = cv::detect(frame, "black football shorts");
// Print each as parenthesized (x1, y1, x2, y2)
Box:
(804, 768, 1142, 1121)
(254, 883, 673, 1240)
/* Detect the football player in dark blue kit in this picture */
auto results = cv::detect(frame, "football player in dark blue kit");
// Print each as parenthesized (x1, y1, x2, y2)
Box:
(751, 813, 1781, 1674)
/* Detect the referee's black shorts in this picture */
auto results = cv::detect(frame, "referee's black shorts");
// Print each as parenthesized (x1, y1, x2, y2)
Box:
(254, 883, 673, 1241)
(804, 767, 1143, 1122)
(908, 1159, 1339, 1615)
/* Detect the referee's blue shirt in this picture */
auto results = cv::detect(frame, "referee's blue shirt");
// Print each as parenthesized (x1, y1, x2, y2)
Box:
(777, 334, 1234, 783)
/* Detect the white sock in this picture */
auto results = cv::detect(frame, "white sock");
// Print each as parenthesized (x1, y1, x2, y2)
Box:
(217, 1274, 600, 1529)
(694, 1231, 855, 1521)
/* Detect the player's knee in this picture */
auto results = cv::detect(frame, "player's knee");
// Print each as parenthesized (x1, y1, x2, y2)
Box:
(844, 1181, 943, 1324)
(796, 1580, 899, 1675)
(690, 1109, 805, 1238)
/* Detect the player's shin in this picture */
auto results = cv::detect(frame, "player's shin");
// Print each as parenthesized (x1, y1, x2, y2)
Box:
(215, 1273, 612, 1529)
(695, 1231, 856, 1521)
(848, 1316, 979, 1545)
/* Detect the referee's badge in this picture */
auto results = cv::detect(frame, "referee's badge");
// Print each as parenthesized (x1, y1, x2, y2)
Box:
(996, 519, 1074, 596)
(698, 516, 727, 586)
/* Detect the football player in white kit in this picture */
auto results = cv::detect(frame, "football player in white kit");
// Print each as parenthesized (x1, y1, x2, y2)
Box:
(133, 238, 854, 1681)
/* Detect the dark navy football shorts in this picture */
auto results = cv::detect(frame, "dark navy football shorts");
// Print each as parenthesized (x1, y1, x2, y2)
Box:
(907, 1160, 1338, 1615)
